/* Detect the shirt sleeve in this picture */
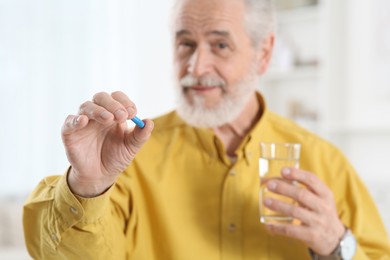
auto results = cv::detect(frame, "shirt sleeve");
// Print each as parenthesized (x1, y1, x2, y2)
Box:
(331, 150, 390, 259)
(23, 169, 132, 260)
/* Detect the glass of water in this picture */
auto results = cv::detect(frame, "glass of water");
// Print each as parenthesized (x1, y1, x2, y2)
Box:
(259, 142, 301, 224)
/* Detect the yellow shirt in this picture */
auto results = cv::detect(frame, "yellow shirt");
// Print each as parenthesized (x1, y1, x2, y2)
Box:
(24, 95, 390, 259)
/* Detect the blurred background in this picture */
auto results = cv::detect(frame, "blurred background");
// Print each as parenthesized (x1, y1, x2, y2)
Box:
(0, 0, 389, 258)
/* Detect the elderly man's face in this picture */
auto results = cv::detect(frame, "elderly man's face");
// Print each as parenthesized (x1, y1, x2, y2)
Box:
(173, 0, 262, 127)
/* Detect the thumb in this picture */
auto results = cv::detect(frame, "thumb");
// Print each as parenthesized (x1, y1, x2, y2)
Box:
(125, 119, 154, 155)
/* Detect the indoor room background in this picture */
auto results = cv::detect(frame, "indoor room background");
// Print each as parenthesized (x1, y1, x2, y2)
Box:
(0, 0, 389, 258)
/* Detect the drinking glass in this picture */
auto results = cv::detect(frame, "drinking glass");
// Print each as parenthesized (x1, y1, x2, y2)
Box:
(259, 142, 301, 224)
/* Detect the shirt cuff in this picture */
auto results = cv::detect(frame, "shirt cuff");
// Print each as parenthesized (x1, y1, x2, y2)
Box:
(54, 168, 114, 226)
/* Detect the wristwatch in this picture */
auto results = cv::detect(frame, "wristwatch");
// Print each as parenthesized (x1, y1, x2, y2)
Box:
(310, 228, 357, 260)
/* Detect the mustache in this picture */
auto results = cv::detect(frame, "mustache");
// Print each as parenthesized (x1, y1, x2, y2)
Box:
(180, 74, 226, 88)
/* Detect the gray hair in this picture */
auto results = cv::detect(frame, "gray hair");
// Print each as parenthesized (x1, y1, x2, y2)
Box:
(243, 0, 275, 47)
(171, 0, 275, 48)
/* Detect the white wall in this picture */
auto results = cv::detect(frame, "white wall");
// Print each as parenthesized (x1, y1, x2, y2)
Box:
(339, 0, 390, 184)
(345, 0, 390, 125)
(0, 0, 175, 195)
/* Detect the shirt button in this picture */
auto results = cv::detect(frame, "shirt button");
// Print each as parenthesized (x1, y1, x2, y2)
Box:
(228, 223, 237, 232)
(229, 169, 236, 176)
(70, 206, 78, 215)
(246, 151, 253, 159)
(51, 233, 58, 242)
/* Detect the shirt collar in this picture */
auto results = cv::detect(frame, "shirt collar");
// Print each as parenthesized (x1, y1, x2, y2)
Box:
(236, 92, 270, 166)
(175, 91, 271, 166)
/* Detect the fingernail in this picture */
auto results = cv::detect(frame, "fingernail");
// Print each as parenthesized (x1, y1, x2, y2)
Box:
(73, 116, 80, 126)
(282, 168, 291, 176)
(126, 107, 134, 117)
(264, 197, 273, 206)
(114, 109, 126, 119)
(268, 181, 277, 190)
(100, 111, 111, 120)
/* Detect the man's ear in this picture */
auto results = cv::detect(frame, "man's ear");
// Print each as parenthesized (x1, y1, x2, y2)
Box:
(256, 33, 275, 75)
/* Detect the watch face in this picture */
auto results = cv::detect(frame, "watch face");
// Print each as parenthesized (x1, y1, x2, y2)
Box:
(340, 231, 357, 259)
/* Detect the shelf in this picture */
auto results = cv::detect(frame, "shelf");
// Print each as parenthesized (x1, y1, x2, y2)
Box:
(263, 67, 322, 82)
(322, 123, 390, 135)
(276, 5, 321, 25)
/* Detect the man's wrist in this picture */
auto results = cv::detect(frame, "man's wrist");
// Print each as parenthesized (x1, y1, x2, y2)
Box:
(67, 168, 114, 198)
(309, 228, 357, 260)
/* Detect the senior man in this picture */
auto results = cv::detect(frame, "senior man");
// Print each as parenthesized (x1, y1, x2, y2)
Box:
(23, 0, 390, 259)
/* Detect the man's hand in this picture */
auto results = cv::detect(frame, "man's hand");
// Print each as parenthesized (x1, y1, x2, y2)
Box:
(263, 167, 345, 256)
(61, 91, 154, 197)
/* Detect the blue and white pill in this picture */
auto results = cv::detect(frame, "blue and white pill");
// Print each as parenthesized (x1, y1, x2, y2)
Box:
(130, 116, 145, 129)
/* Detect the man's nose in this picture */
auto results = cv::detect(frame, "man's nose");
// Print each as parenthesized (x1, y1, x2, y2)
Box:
(187, 47, 213, 77)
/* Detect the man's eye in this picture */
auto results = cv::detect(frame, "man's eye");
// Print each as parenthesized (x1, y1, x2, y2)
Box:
(216, 42, 228, 49)
(179, 41, 196, 49)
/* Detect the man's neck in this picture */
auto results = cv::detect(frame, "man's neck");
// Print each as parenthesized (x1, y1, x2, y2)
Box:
(213, 93, 261, 156)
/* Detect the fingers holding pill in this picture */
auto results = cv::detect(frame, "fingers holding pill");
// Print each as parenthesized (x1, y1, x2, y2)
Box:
(92, 92, 129, 123)
(126, 119, 154, 155)
(62, 91, 153, 197)
(111, 91, 137, 119)
(109, 91, 142, 128)
(78, 101, 115, 124)
(77, 93, 143, 129)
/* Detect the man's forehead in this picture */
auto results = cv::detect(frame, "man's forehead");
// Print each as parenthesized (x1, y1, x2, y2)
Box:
(173, 0, 246, 36)
(175, 29, 231, 38)
(175, 0, 244, 8)
(173, 0, 246, 23)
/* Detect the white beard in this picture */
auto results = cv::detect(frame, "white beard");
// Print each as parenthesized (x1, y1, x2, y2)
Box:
(175, 68, 258, 128)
